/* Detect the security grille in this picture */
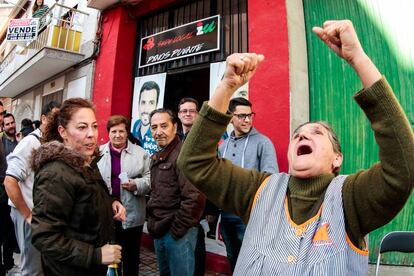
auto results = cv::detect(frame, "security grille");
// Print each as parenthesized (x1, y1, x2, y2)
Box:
(136, 0, 247, 77)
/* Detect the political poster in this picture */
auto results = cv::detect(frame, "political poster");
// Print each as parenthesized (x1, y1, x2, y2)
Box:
(131, 73, 166, 155)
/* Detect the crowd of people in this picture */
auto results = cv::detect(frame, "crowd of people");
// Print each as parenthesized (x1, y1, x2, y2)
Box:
(0, 19, 413, 276)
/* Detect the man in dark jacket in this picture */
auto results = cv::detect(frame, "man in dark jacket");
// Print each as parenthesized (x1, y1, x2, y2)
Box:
(0, 113, 18, 275)
(147, 108, 205, 276)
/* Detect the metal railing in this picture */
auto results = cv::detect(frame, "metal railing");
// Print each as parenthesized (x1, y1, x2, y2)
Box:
(0, 3, 89, 80)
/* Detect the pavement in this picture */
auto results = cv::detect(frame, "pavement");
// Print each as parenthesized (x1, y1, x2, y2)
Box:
(5, 246, 227, 276)
(5, 248, 414, 275)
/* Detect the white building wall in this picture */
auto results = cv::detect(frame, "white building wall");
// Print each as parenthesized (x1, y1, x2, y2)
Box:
(7, 0, 99, 116)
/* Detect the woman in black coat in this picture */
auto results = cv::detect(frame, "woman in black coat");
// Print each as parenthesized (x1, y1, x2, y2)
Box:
(31, 98, 126, 276)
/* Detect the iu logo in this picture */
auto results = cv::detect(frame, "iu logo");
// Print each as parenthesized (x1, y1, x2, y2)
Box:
(196, 22, 204, 36)
(143, 37, 155, 50)
(196, 20, 216, 36)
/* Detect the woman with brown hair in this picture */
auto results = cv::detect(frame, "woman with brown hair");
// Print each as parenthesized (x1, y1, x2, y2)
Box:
(32, 0, 49, 19)
(31, 98, 126, 276)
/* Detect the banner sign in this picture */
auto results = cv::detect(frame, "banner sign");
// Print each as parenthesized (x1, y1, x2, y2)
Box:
(6, 19, 39, 42)
(139, 15, 220, 68)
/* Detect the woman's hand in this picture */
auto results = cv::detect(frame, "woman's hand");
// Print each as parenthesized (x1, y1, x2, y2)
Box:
(209, 53, 264, 113)
(312, 20, 365, 65)
(313, 20, 381, 88)
(121, 180, 137, 192)
(112, 201, 126, 221)
(101, 244, 122, 265)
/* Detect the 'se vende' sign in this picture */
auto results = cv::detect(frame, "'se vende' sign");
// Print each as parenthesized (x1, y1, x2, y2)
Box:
(7, 19, 39, 42)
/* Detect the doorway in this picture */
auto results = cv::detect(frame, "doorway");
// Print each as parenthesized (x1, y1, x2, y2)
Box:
(163, 66, 210, 115)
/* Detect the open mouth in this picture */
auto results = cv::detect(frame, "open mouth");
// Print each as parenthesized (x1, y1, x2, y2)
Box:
(297, 145, 312, 156)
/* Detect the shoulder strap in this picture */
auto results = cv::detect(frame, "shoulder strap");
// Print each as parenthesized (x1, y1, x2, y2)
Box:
(29, 132, 40, 141)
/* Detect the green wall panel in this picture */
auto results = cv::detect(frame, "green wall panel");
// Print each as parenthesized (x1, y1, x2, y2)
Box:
(303, 0, 414, 265)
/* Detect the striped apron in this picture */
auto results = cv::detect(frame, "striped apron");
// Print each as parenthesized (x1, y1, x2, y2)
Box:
(234, 173, 368, 275)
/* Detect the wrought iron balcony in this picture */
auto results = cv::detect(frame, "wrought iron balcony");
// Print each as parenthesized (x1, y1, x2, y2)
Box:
(0, 3, 89, 97)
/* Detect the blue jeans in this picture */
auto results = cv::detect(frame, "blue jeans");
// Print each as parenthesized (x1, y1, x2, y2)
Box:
(154, 227, 198, 276)
(10, 207, 43, 276)
(220, 216, 246, 272)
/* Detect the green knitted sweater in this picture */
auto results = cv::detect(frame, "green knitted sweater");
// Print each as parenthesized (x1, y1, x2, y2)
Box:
(33, 5, 49, 19)
(177, 78, 414, 249)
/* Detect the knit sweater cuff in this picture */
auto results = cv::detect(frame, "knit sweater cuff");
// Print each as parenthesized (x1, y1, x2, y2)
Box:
(353, 77, 402, 122)
(199, 101, 232, 126)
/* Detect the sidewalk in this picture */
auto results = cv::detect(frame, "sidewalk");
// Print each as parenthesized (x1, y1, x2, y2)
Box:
(6, 246, 228, 276)
(8, 246, 413, 275)
(140, 246, 228, 276)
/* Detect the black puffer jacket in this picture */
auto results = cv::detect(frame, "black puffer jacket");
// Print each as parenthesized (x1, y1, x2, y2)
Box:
(31, 141, 114, 276)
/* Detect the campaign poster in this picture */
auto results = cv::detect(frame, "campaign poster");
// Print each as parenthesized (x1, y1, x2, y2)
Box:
(131, 73, 166, 155)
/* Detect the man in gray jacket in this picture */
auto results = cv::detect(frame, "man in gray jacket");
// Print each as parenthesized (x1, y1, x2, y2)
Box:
(218, 97, 278, 271)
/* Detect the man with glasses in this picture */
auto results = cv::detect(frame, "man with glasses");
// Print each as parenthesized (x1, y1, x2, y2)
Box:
(178, 97, 219, 276)
(177, 98, 198, 140)
(217, 97, 278, 272)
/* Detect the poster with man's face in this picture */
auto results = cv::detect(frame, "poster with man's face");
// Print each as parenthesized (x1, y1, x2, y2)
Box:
(131, 73, 166, 155)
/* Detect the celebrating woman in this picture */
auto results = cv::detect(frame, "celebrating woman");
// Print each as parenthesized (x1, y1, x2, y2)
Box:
(31, 98, 125, 276)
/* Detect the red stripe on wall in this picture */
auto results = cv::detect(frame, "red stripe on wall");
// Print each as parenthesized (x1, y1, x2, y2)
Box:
(248, 0, 290, 172)
(93, 7, 137, 144)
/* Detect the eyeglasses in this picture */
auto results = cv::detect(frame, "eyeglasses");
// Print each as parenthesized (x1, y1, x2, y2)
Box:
(179, 109, 197, 115)
(233, 112, 255, 120)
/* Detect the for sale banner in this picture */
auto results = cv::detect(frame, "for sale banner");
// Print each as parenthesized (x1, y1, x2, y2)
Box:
(6, 18, 39, 42)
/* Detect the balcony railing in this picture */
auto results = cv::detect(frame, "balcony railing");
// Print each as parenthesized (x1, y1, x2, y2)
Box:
(0, 3, 89, 84)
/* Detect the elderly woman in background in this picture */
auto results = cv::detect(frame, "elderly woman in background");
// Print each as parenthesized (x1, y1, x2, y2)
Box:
(31, 98, 125, 276)
(98, 115, 151, 276)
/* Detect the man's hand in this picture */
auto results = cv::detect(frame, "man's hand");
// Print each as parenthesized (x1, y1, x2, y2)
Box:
(101, 244, 122, 265)
(313, 20, 381, 88)
(121, 180, 137, 192)
(4, 176, 32, 221)
(112, 201, 126, 222)
(16, 132, 22, 142)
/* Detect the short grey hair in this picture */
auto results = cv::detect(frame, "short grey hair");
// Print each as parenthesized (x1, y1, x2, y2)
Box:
(149, 108, 177, 125)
